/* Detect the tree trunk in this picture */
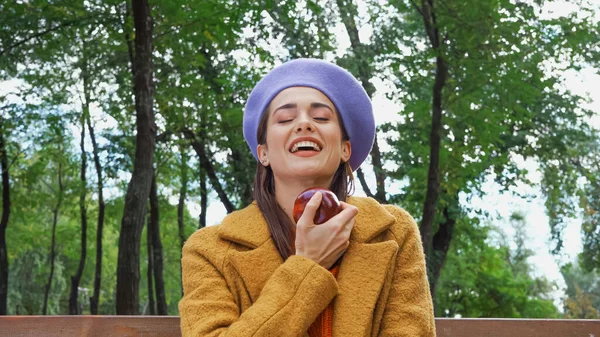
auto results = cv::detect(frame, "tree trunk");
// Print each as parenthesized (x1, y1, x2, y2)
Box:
(416, 0, 449, 303)
(199, 169, 207, 229)
(177, 145, 188, 296)
(87, 114, 105, 315)
(146, 212, 155, 315)
(43, 159, 63, 315)
(149, 173, 167, 315)
(335, 0, 386, 203)
(0, 118, 11, 315)
(197, 100, 210, 226)
(70, 108, 88, 315)
(429, 201, 457, 299)
(177, 144, 188, 250)
(116, 0, 155, 315)
(419, 54, 446, 258)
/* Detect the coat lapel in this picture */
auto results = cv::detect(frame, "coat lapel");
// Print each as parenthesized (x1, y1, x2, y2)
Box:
(228, 240, 283, 303)
(333, 197, 399, 337)
(218, 203, 283, 303)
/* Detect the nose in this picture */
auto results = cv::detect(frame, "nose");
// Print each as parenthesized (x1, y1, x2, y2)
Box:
(295, 113, 314, 133)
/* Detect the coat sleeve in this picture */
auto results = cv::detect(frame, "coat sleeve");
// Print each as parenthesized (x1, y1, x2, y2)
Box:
(178, 228, 339, 337)
(378, 206, 436, 337)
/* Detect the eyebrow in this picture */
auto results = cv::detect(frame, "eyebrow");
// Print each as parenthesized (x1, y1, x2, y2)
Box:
(273, 102, 334, 114)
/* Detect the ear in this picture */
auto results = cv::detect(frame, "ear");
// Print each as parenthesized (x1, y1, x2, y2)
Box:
(257, 144, 269, 166)
(341, 140, 352, 163)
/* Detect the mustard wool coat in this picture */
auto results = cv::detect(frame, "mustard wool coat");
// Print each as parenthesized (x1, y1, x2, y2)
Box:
(179, 196, 436, 337)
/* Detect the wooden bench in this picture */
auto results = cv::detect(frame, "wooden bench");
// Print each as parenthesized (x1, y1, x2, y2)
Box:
(0, 316, 598, 336)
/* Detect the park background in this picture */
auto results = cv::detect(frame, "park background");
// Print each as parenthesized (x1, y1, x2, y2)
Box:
(0, 0, 599, 318)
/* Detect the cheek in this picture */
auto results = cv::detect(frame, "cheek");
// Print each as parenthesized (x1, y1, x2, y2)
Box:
(265, 128, 287, 153)
(325, 126, 344, 145)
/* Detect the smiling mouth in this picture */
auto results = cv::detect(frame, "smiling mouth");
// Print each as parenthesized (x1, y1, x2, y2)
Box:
(290, 140, 322, 153)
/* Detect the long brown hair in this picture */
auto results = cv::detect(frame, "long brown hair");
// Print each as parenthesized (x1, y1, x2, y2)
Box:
(252, 108, 355, 260)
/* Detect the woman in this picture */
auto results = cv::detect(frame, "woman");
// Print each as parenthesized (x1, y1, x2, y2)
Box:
(179, 58, 436, 337)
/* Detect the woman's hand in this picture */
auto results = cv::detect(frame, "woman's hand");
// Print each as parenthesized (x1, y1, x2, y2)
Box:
(294, 191, 358, 270)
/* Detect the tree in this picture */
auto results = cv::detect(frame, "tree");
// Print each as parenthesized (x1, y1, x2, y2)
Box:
(579, 141, 600, 271)
(9, 249, 68, 315)
(151, 0, 260, 213)
(69, 108, 87, 315)
(1, 0, 597, 319)
(43, 140, 64, 315)
(561, 259, 600, 319)
(4, 109, 81, 315)
(335, 0, 387, 203)
(87, 110, 106, 315)
(436, 215, 559, 318)
(370, 0, 600, 300)
(148, 172, 167, 314)
(145, 209, 156, 315)
(116, 0, 157, 315)
(564, 286, 599, 319)
(0, 116, 10, 315)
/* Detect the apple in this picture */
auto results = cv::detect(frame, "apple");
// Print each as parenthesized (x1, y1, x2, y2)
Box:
(293, 187, 342, 224)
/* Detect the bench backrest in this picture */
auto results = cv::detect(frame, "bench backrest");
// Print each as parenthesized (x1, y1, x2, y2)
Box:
(0, 316, 598, 336)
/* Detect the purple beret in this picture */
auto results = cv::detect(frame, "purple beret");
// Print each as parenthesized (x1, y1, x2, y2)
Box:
(243, 58, 375, 171)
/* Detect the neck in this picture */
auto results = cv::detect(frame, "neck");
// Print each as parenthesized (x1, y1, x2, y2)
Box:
(273, 175, 333, 222)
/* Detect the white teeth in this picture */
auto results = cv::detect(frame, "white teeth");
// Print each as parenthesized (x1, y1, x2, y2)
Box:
(290, 141, 321, 153)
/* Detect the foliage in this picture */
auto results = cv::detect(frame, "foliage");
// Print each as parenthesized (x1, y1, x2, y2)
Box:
(0, 0, 598, 317)
(364, 0, 600, 300)
(580, 141, 600, 271)
(8, 248, 67, 315)
(373, 0, 598, 225)
(436, 214, 559, 318)
(561, 258, 600, 319)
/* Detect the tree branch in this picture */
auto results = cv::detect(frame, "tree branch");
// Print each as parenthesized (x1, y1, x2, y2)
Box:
(0, 14, 119, 57)
(0, 20, 77, 57)
(156, 130, 173, 143)
(154, 19, 203, 40)
(356, 168, 375, 198)
(409, 0, 426, 19)
(182, 128, 235, 213)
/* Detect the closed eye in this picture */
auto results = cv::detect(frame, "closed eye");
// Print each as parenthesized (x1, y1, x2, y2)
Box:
(314, 117, 329, 122)
(278, 119, 293, 124)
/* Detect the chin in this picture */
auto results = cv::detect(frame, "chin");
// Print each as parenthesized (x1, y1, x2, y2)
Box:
(285, 164, 337, 181)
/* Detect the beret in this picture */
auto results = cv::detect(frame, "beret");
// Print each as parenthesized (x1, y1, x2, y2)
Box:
(243, 58, 375, 171)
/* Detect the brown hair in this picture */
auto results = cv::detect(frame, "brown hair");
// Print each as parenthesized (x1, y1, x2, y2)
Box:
(253, 108, 355, 260)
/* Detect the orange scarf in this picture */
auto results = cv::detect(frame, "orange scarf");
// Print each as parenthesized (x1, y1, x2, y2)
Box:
(308, 264, 340, 337)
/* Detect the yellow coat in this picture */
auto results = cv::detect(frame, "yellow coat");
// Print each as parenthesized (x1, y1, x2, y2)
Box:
(179, 196, 436, 337)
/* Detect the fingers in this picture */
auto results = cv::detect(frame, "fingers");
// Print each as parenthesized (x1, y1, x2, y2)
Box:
(307, 191, 323, 208)
(298, 191, 322, 226)
(295, 197, 357, 270)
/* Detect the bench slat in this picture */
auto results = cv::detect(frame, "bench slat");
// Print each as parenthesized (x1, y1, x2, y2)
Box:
(436, 318, 600, 336)
(0, 316, 180, 337)
(0, 316, 598, 336)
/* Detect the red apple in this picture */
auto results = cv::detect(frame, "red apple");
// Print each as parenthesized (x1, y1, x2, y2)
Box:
(293, 187, 342, 224)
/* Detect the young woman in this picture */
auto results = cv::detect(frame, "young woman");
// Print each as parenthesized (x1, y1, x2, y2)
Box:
(179, 58, 436, 337)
